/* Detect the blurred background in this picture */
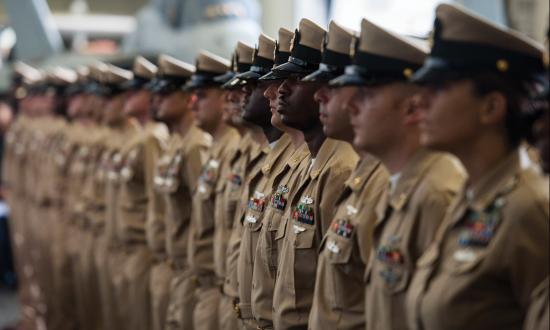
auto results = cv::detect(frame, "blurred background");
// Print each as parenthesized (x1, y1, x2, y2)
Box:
(0, 0, 548, 328)
(0, 0, 547, 87)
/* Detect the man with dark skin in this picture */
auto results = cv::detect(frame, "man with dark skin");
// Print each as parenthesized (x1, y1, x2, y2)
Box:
(260, 18, 358, 329)
(277, 79, 325, 157)
(228, 33, 291, 329)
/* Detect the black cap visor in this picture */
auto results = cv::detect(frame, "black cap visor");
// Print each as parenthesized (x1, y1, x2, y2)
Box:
(330, 65, 408, 87)
(184, 72, 223, 91)
(302, 63, 344, 83)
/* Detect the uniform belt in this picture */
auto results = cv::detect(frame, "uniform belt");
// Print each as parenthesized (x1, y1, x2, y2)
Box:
(121, 241, 143, 253)
(192, 275, 218, 288)
(236, 303, 253, 320)
(256, 326, 273, 330)
(168, 259, 187, 271)
(153, 252, 167, 263)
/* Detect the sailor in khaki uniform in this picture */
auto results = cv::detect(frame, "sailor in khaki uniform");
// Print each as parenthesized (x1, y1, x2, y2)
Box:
(115, 56, 176, 330)
(303, 21, 390, 330)
(523, 37, 549, 330)
(186, 50, 238, 330)
(210, 42, 255, 330)
(240, 27, 305, 330)
(29, 69, 77, 328)
(340, 18, 465, 330)
(405, 4, 549, 330)
(64, 68, 109, 330)
(107, 57, 166, 330)
(148, 54, 209, 330)
(261, 18, 360, 329)
(75, 69, 112, 330)
(95, 65, 140, 330)
(225, 34, 294, 329)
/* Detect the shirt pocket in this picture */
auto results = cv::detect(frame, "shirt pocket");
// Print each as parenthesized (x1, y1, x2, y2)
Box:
(244, 210, 264, 232)
(445, 248, 487, 275)
(321, 234, 353, 265)
(320, 234, 363, 310)
(267, 214, 287, 272)
(292, 223, 317, 290)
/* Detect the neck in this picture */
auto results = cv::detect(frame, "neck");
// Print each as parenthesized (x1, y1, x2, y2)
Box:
(375, 132, 420, 175)
(232, 124, 248, 137)
(262, 125, 283, 144)
(285, 128, 305, 148)
(250, 125, 269, 146)
(452, 133, 511, 187)
(110, 118, 130, 131)
(134, 111, 150, 126)
(303, 124, 326, 158)
(169, 112, 194, 137)
(210, 121, 231, 142)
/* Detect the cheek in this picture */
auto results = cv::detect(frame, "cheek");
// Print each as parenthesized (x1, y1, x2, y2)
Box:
(433, 92, 476, 130)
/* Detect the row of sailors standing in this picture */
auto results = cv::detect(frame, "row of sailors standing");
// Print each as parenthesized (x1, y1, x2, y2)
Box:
(2, 2, 548, 330)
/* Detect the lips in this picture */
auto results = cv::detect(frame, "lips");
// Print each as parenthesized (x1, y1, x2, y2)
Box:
(277, 98, 289, 114)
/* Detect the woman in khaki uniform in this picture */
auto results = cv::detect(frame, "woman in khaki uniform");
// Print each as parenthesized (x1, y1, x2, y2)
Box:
(406, 4, 549, 330)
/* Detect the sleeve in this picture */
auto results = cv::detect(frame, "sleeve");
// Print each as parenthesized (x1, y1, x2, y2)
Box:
(182, 143, 207, 195)
(144, 136, 166, 251)
(501, 200, 549, 310)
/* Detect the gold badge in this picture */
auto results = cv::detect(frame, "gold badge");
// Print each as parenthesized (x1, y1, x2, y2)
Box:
(496, 59, 509, 72)
(403, 68, 413, 78)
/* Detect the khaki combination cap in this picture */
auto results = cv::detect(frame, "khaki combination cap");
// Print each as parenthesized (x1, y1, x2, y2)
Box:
(48, 67, 78, 86)
(218, 41, 254, 88)
(233, 33, 276, 83)
(331, 18, 428, 87)
(149, 54, 196, 94)
(259, 27, 294, 81)
(413, 3, 546, 84)
(261, 19, 326, 80)
(303, 20, 356, 82)
(185, 50, 231, 90)
(97, 65, 133, 96)
(122, 56, 158, 91)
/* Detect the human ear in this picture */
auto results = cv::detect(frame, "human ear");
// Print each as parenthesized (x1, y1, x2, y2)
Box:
(479, 91, 507, 125)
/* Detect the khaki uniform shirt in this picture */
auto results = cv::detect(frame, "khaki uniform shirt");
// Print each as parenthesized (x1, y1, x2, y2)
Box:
(104, 122, 139, 248)
(66, 123, 96, 224)
(76, 125, 108, 230)
(237, 134, 293, 319)
(223, 135, 270, 305)
(43, 118, 69, 208)
(214, 132, 252, 287)
(524, 278, 549, 330)
(251, 143, 310, 327)
(188, 128, 240, 279)
(115, 121, 169, 246)
(406, 151, 549, 330)
(273, 138, 358, 329)
(365, 149, 465, 330)
(153, 125, 210, 266)
(1, 115, 25, 195)
(308, 156, 389, 330)
(82, 126, 114, 233)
